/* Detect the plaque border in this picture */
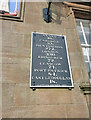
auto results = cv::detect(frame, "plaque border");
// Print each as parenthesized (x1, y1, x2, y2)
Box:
(30, 32, 74, 88)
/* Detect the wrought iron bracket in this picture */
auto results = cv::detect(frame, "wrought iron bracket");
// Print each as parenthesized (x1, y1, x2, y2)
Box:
(43, 2, 52, 23)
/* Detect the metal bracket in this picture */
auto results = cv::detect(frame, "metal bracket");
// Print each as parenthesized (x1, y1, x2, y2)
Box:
(43, 2, 52, 23)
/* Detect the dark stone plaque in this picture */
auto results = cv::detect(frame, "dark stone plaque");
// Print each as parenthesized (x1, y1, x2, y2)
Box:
(30, 32, 73, 87)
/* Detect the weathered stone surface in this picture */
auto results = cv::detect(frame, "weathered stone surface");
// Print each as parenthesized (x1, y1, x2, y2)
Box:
(72, 67, 83, 82)
(24, 34, 31, 49)
(3, 105, 67, 118)
(2, 57, 30, 84)
(88, 101, 91, 119)
(65, 29, 79, 41)
(14, 84, 36, 106)
(70, 85, 87, 104)
(86, 94, 91, 104)
(69, 53, 82, 67)
(2, 83, 15, 106)
(11, 22, 43, 35)
(2, 106, 35, 118)
(0, 83, 2, 119)
(2, 20, 12, 33)
(1, 2, 90, 119)
(66, 104, 89, 118)
(35, 89, 72, 105)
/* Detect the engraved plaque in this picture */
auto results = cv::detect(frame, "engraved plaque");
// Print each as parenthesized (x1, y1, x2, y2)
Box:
(30, 32, 74, 87)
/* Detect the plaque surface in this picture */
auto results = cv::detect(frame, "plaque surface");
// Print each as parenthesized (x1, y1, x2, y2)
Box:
(30, 32, 73, 87)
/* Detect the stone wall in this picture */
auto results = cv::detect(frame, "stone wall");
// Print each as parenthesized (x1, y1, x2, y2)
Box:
(1, 2, 89, 118)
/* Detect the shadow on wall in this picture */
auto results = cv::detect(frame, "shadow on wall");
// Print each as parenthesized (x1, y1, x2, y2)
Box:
(52, 2, 72, 24)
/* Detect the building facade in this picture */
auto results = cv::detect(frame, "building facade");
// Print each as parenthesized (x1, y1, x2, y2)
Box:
(1, 1, 91, 119)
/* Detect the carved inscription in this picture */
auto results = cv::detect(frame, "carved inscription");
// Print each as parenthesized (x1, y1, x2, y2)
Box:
(30, 32, 73, 87)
